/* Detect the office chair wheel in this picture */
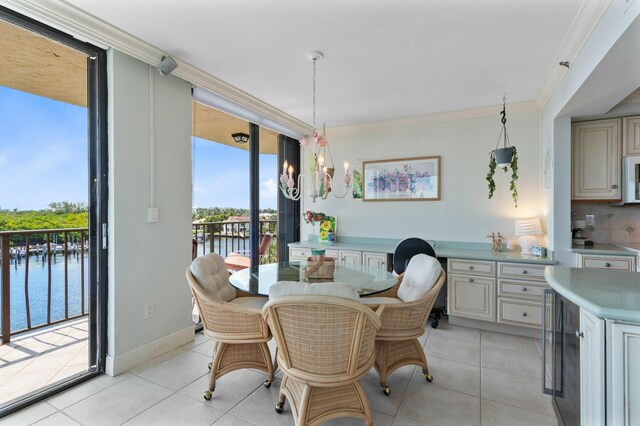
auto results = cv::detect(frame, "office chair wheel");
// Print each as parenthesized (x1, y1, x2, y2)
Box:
(208, 362, 212, 371)
(425, 373, 434, 382)
(381, 385, 391, 396)
(275, 402, 285, 414)
(431, 320, 439, 329)
(203, 390, 213, 400)
(263, 379, 272, 388)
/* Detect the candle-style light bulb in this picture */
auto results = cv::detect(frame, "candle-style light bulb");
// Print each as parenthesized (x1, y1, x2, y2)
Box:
(343, 161, 349, 171)
(288, 165, 293, 175)
(318, 155, 324, 166)
(283, 160, 288, 172)
(322, 165, 328, 174)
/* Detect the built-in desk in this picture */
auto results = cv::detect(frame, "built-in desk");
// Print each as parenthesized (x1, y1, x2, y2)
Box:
(289, 238, 556, 336)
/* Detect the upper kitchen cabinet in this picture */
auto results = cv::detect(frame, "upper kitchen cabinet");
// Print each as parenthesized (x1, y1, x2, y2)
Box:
(623, 116, 640, 156)
(572, 119, 621, 200)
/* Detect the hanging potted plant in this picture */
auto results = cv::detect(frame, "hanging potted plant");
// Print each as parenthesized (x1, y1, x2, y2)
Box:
(486, 97, 519, 207)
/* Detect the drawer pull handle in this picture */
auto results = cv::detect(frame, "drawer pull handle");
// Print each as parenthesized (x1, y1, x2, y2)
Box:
(522, 287, 528, 292)
(604, 262, 611, 267)
(469, 278, 474, 283)
(468, 266, 474, 270)
(522, 312, 528, 317)
(522, 270, 528, 275)
(611, 184, 618, 189)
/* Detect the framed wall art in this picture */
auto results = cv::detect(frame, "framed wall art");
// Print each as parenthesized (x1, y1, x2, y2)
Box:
(362, 156, 440, 201)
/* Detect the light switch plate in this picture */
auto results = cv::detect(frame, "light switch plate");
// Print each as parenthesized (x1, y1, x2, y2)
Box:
(147, 208, 158, 223)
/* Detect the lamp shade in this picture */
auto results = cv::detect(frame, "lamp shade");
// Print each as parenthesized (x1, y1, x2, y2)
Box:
(514, 218, 543, 236)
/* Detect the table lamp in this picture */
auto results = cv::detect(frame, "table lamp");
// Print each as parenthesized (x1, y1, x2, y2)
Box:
(514, 218, 543, 255)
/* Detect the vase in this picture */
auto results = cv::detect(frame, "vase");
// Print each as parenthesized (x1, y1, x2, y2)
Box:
(309, 222, 319, 243)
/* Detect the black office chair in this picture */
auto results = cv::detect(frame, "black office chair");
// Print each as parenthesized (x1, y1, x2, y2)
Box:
(392, 238, 443, 328)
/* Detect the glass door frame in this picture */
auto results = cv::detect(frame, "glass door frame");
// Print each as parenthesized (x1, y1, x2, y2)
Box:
(0, 5, 108, 417)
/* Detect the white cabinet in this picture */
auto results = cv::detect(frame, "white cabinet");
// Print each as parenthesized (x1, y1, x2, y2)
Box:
(579, 309, 605, 426)
(339, 250, 362, 266)
(447, 269, 496, 321)
(362, 251, 388, 270)
(607, 322, 640, 426)
(572, 119, 621, 200)
(289, 247, 312, 261)
(578, 254, 636, 271)
(623, 116, 640, 156)
(496, 262, 549, 329)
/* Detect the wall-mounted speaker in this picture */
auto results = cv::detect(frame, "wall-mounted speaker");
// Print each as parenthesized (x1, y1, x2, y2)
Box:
(157, 56, 178, 76)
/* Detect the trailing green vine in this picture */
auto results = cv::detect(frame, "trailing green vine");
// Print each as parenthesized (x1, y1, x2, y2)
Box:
(486, 152, 497, 199)
(486, 146, 519, 208)
(509, 146, 518, 207)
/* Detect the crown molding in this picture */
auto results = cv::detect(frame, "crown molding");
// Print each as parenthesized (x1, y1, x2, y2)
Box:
(0, 0, 310, 137)
(535, 0, 613, 109)
(327, 100, 539, 135)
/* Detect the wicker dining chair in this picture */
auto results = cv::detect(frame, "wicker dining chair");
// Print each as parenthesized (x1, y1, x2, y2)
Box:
(186, 253, 275, 400)
(361, 254, 446, 395)
(262, 296, 383, 426)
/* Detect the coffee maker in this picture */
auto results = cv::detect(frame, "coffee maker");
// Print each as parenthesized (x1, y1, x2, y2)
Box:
(572, 220, 594, 246)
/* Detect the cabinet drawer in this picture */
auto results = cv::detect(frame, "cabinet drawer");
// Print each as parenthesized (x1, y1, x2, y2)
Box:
(498, 262, 546, 281)
(289, 247, 311, 259)
(448, 259, 495, 277)
(498, 279, 548, 299)
(324, 249, 340, 259)
(579, 255, 635, 271)
(497, 299, 543, 328)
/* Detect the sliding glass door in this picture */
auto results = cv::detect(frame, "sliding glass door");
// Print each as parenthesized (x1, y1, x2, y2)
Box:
(0, 6, 107, 416)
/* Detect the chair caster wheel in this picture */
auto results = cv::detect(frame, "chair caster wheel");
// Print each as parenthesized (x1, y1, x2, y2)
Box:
(263, 379, 272, 388)
(382, 385, 391, 396)
(203, 390, 213, 400)
(425, 373, 434, 382)
(208, 362, 212, 371)
(275, 402, 285, 414)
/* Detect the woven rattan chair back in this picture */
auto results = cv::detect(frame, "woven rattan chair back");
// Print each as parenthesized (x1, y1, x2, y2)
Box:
(263, 296, 382, 385)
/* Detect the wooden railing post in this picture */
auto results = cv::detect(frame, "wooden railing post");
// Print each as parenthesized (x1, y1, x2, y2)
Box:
(1, 235, 11, 344)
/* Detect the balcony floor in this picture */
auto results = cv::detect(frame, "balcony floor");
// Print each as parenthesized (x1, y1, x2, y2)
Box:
(0, 318, 88, 406)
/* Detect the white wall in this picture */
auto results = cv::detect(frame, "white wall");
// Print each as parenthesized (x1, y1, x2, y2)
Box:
(107, 50, 194, 375)
(300, 109, 542, 243)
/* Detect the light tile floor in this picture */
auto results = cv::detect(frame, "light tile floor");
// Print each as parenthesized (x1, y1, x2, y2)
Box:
(3, 318, 558, 425)
(0, 319, 88, 406)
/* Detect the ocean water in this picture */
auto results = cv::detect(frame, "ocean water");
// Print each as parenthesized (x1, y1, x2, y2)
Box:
(2, 254, 88, 332)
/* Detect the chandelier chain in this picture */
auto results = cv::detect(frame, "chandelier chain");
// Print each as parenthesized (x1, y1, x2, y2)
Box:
(312, 57, 317, 130)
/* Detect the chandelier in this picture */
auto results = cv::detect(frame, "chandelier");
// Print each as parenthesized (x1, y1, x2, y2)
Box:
(279, 51, 351, 202)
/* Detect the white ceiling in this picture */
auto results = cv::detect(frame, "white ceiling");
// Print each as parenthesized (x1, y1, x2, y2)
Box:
(66, 0, 603, 126)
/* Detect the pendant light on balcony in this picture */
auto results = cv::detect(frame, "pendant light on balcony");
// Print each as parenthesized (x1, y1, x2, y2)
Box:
(279, 52, 351, 202)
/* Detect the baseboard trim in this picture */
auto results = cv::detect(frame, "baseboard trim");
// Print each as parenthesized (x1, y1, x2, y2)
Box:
(105, 326, 195, 376)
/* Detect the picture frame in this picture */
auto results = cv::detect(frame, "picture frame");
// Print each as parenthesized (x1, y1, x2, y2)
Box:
(362, 156, 441, 201)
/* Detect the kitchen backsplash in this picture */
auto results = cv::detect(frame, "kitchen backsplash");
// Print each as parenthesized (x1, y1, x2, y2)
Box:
(572, 202, 640, 243)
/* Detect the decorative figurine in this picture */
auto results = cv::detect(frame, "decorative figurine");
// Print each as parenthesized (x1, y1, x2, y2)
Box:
(486, 232, 505, 252)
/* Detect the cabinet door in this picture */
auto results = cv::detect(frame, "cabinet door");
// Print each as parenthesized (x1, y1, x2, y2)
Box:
(339, 250, 362, 266)
(572, 119, 621, 200)
(447, 274, 495, 321)
(608, 322, 640, 426)
(623, 116, 640, 156)
(579, 309, 605, 426)
(363, 251, 387, 270)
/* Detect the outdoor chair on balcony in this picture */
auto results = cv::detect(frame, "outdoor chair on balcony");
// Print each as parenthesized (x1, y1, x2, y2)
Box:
(262, 295, 383, 426)
(224, 233, 272, 272)
(186, 253, 275, 400)
(361, 254, 446, 396)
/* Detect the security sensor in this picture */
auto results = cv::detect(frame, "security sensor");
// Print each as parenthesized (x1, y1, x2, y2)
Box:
(157, 56, 178, 76)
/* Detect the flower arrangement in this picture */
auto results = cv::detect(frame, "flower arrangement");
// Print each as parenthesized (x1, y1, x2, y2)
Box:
(304, 210, 326, 224)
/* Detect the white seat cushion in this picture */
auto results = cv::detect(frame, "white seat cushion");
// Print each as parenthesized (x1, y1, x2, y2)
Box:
(397, 254, 442, 302)
(360, 296, 402, 305)
(269, 281, 359, 301)
(229, 296, 269, 310)
(190, 254, 237, 302)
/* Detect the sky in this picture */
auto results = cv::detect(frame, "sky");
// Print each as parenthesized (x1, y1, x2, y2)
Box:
(0, 85, 277, 211)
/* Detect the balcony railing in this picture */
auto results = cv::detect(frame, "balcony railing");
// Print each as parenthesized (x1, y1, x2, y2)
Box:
(192, 220, 277, 263)
(0, 228, 89, 344)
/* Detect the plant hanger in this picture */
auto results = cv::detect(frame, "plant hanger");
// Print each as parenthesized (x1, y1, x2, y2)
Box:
(486, 97, 519, 207)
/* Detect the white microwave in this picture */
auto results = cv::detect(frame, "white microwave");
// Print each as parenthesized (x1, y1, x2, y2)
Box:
(623, 156, 640, 203)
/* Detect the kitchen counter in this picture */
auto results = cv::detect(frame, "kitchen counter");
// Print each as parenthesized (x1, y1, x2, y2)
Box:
(290, 238, 556, 265)
(571, 243, 639, 256)
(544, 266, 640, 322)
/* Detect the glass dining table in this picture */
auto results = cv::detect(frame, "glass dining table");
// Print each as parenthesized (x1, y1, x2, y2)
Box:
(229, 261, 397, 297)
